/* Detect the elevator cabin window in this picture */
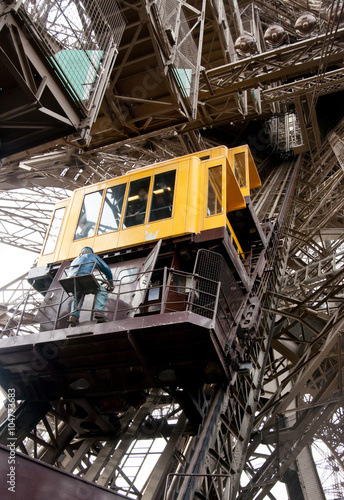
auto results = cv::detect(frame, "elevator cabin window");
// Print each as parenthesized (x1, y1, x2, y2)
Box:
(207, 165, 222, 215)
(149, 170, 176, 222)
(124, 177, 151, 228)
(234, 152, 246, 187)
(98, 184, 126, 234)
(43, 207, 66, 255)
(74, 190, 103, 240)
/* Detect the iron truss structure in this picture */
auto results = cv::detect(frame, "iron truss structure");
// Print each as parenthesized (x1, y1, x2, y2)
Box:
(1, 0, 344, 498)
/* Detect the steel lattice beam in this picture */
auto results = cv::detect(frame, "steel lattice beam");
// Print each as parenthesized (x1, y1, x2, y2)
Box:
(1, 1, 344, 499)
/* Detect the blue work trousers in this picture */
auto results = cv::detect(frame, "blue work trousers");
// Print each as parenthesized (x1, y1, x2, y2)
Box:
(71, 286, 108, 318)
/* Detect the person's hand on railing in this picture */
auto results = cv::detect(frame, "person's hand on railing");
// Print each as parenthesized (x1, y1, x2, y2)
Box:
(97, 276, 114, 292)
(105, 282, 115, 292)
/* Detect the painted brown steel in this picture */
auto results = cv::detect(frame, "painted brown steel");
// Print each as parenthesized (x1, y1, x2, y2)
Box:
(0, 444, 126, 500)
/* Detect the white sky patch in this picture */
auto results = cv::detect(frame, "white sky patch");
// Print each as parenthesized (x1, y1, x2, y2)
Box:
(0, 244, 36, 287)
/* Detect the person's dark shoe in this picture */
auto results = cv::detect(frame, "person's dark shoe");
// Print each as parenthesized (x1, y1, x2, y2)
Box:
(68, 315, 79, 327)
(94, 311, 108, 323)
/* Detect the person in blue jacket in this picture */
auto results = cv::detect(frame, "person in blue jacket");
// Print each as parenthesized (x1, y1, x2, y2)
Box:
(67, 246, 114, 326)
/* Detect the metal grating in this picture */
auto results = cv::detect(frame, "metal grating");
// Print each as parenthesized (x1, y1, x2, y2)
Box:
(155, 0, 203, 118)
(21, 0, 126, 108)
(194, 249, 244, 321)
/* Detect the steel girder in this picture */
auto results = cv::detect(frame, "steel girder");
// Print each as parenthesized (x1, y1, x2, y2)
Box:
(0, 3, 80, 157)
(0, 0, 343, 185)
(240, 129, 344, 499)
(1, 1, 344, 499)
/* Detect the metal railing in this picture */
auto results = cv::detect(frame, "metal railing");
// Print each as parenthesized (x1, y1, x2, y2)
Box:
(0, 267, 237, 340)
(20, 0, 126, 110)
(282, 249, 344, 290)
(114, 267, 225, 320)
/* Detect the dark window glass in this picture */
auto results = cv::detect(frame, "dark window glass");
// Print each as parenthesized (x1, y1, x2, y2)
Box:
(98, 184, 126, 234)
(43, 207, 65, 255)
(123, 177, 151, 228)
(74, 190, 103, 240)
(149, 171, 176, 222)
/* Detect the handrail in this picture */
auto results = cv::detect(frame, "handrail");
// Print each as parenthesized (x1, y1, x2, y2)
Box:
(1, 267, 236, 338)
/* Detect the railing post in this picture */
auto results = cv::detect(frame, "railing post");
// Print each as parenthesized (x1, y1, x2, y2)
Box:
(213, 281, 221, 324)
(15, 288, 32, 336)
(160, 267, 168, 314)
(113, 281, 121, 320)
(186, 274, 198, 312)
